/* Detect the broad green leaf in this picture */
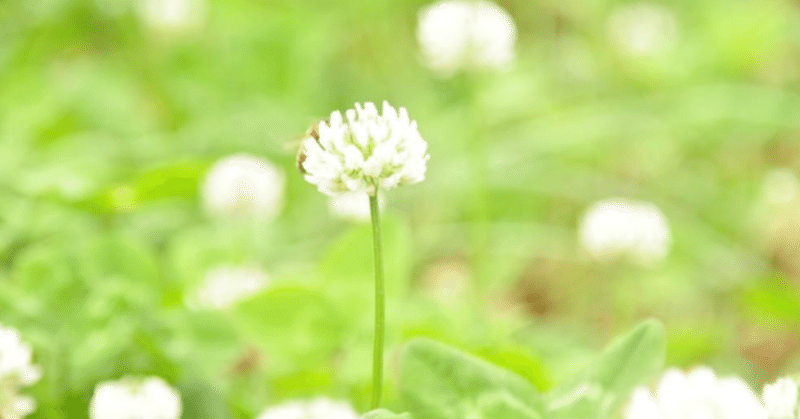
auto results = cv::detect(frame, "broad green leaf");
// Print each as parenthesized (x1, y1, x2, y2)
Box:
(591, 319, 665, 394)
(547, 319, 665, 419)
(477, 346, 551, 392)
(361, 409, 412, 419)
(400, 338, 546, 419)
(478, 391, 543, 419)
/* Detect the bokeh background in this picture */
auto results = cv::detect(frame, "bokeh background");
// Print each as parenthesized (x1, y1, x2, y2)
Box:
(2, 0, 800, 417)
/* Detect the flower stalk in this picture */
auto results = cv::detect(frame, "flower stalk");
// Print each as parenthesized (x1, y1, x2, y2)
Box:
(369, 191, 385, 408)
(297, 101, 428, 409)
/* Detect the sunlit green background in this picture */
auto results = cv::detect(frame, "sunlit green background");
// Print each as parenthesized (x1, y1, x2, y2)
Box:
(2, 0, 800, 417)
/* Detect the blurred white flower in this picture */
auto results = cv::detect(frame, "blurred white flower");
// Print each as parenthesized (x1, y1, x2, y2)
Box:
(417, 0, 516, 77)
(625, 367, 767, 419)
(257, 397, 358, 419)
(579, 198, 671, 265)
(90, 376, 181, 419)
(607, 2, 678, 57)
(137, 0, 206, 32)
(763, 377, 799, 419)
(201, 154, 286, 220)
(189, 265, 269, 310)
(0, 324, 41, 419)
(300, 102, 429, 196)
(328, 191, 384, 222)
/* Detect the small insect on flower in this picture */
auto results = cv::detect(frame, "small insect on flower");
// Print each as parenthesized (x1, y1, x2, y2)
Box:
(295, 120, 324, 175)
(298, 101, 429, 196)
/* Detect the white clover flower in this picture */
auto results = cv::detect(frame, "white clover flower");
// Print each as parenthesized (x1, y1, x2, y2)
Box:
(417, 0, 516, 77)
(188, 265, 269, 310)
(257, 397, 358, 419)
(763, 377, 799, 419)
(607, 2, 678, 57)
(625, 367, 768, 419)
(90, 376, 182, 419)
(327, 191, 385, 222)
(138, 0, 206, 32)
(201, 154, 286, 220)
(579, 198, 671, 265)
(300, 102, 429, 197)
(0, 324, 41, 419)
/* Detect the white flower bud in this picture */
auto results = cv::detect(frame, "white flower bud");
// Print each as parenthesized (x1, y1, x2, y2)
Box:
(201, 154, 285, 220)
(625, 367, 768, 419)
(0, 324, 40, 419)
(257, 397, 358, 419)
(763, 377, 799, 419)
(579, 198, 671, 266)
(300, 102, 429, 196)
(417, 0, 516, 77)
(189, 265, 269, 310)
(89, 376, 182, 419)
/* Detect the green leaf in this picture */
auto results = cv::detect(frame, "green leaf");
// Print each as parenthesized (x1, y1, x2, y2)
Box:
(399, 338, 546, 419)
(477, 391, 544, 419)
(319, 215, 411, 295)
(232, 286, 345, 367)
(547, 319, 665, 419)
(476, 346, 551, 392)
(361, 409, 412, 419)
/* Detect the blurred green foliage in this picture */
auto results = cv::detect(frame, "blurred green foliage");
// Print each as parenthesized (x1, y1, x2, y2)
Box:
(2, 0, 800, 417)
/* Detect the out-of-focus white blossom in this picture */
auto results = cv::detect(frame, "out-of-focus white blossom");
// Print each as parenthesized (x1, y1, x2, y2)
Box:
(89, 376, 181, 419)
(189, 265, 269, 310)
(201, 154, 285, 220)
(0, 324, 41, 419)
(579, 198, 671, 265)
(417, 0, 516, 77)
(328, 191, 384, 222)
(763, 377, 799, 419)
(137, 0, 206, 32)
(300, 102, 429, 196)
(607, 2, 678, 57)
(625, 367, 767, 419)
(257, 397, 358, 419)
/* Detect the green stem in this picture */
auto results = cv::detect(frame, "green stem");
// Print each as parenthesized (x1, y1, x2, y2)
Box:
(369, 192, 385, 409)
(467, 75, 489, 300)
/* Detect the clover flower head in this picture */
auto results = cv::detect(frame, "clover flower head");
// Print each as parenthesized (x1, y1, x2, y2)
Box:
(201, 154, 285, 220)
(90, 376, 182, 419)
(417, 0, 516, 77)
(763, 377, 799, 419)
(625, 367, 767, 419)
(579, 198, 671, 266)
(300, 101, 429, 196)
(0, 324, 41, 419)
(189, 265, 269, 310)
(257, 397, 358, 419)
